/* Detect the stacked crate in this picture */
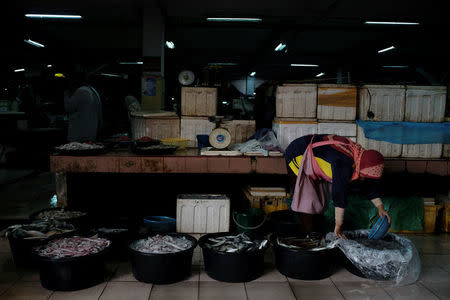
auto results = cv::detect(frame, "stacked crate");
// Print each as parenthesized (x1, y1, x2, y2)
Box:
(401, 86, 446, 158)
(357, 85, 405, 157)
(176, 194, 230, 266)
(131, 111, 180, 140)
(274, 84, 318, 150)
(180, 87, 217, 147)
(317, 84, 358, 142)
(243, 186, 288, 215)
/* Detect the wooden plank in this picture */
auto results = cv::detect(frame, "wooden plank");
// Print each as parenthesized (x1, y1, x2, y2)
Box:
(50, 156, 119, 173)
(142, 157, 164, 173)
(119, 157, 143, 173)
(255, 157, 287, 174)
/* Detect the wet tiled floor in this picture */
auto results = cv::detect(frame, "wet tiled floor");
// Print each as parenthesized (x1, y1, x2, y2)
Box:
(0, 172, 449, 299)
(0, 234, 449, 300)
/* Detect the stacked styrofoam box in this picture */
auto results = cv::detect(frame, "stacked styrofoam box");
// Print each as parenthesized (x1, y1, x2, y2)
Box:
(176, 194, 230, 266)
(318, 122, 357, 142)
(358, 85, 405, 121)
(221, 120, 256, 144)
(444, 145, 450, 158)
(181, 87, 217, 117)
(132, 112, 180, 140)
(317, 84, 357, 121)
(357, 125, 402, 158)
(405, 86, 446, 122)
(272, 119, 318, 150)
(276, 84, 317, 118)
(180, 117, 215, 147)
(401, 86, 446, 158)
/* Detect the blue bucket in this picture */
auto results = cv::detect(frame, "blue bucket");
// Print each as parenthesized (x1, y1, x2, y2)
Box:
(143, 216, 176, 233)
(196, 135, 211, 149)
(368, 216, 390, 240)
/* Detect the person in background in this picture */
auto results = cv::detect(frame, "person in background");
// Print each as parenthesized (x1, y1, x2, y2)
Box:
(64, 73, 102, 142)
(285, 134, 391, 238)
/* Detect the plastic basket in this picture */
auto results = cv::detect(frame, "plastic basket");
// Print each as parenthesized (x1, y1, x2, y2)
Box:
(160, 138, 189, 149)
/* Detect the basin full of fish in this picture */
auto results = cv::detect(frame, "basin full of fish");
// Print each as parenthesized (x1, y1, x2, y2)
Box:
(35, 209, 87, 220)
(130, 235, 193, 254)
(55, 142, 104, 151)
(277, 235, 332, 251)
(35, 237, 111, 259)
(4, 220, 76, 240)
(204, 233, 268, 253)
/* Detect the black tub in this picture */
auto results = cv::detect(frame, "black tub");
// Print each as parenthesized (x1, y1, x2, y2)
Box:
(271, 234, 336, 280)
(129, 233, 197, 284)
(8, 235, 45, 268)
(268, 210, 303, 237)
(30, 208, 89, 233)
(199, 232, 269, 283)
(97, 227, 135, 260)
(32, 240, 111, 291)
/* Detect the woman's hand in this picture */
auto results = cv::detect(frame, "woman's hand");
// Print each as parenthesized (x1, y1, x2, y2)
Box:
(378, 205, 391, 223)
(334, 224, 347, 239)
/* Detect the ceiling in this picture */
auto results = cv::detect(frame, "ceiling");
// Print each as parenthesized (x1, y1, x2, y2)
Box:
(3, 0, 450, 84)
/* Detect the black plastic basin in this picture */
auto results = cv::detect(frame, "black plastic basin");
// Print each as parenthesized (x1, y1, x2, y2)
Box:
(271, 234, 337, 280)
(129, 233, 197, 284)
(199, 232, 269, 283)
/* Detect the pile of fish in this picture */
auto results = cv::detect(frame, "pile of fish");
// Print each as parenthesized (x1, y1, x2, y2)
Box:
(56, 142, 104, 151)
(130, 235, 193, 254)
(36, 237, 111, 259)
(97, 228, 128, 234)
(204, 233, 268, 253)
(36, 209, 87, 220)
(4, 220, 75, 240)
(277, 235, 331, 251)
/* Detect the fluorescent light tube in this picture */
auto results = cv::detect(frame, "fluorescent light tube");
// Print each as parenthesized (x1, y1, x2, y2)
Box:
(382, 65, 408, 68)
(378, 46, 396, 53)
(365, 21, 419, 25)
(14, 68, 25, 72)
(100, 73, 122, 78)
(207, 17, 262, 22)
(165, 41, 175, 49)
(25, 14, 82, 19)
(249, 71, 256, 76)
(222, 101, 227, 104)
(24, 39, 45, 48)
(47, 64, 52, 68)
(290, 64, 319, 67)
(119, 62, 143, 65)
(208, 62, 238, 66)
(274, 43, 286, 51)
(316, 72, 325, 77)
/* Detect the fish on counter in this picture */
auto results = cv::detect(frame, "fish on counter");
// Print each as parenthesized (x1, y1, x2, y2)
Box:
(205, 233, 268, 253)
(4, 220, 76, 240)
(35, 237, 111, 259)
(36, 208, 87, 220)
(55, 142, 104, 151)
(130, 235, 193, 254)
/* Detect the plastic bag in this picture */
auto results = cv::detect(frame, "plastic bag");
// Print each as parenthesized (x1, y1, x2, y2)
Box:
(256, 130, 283, 152)
(326, 230, 421, 286)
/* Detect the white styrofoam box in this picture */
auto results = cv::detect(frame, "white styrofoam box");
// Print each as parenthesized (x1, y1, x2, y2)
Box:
(177, 194, 230, 233)
(358, 85, 405, 121)
(181, 87, 217, 116)
(402, 144, 443, 158)
(276, 84, 317, 118)
(189, 233, 205, 266)
(444, 145, 450, 158)
(180, 117, 215, 147)
(221, 120, 256, 144)
(357, 125, 402, 157)
(405, 86, 447, 122)
(318, 122, 357, 137)
(272, 119, 318, 150)
(132, 113, 180, 140)
(317, 84, 357, 120)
